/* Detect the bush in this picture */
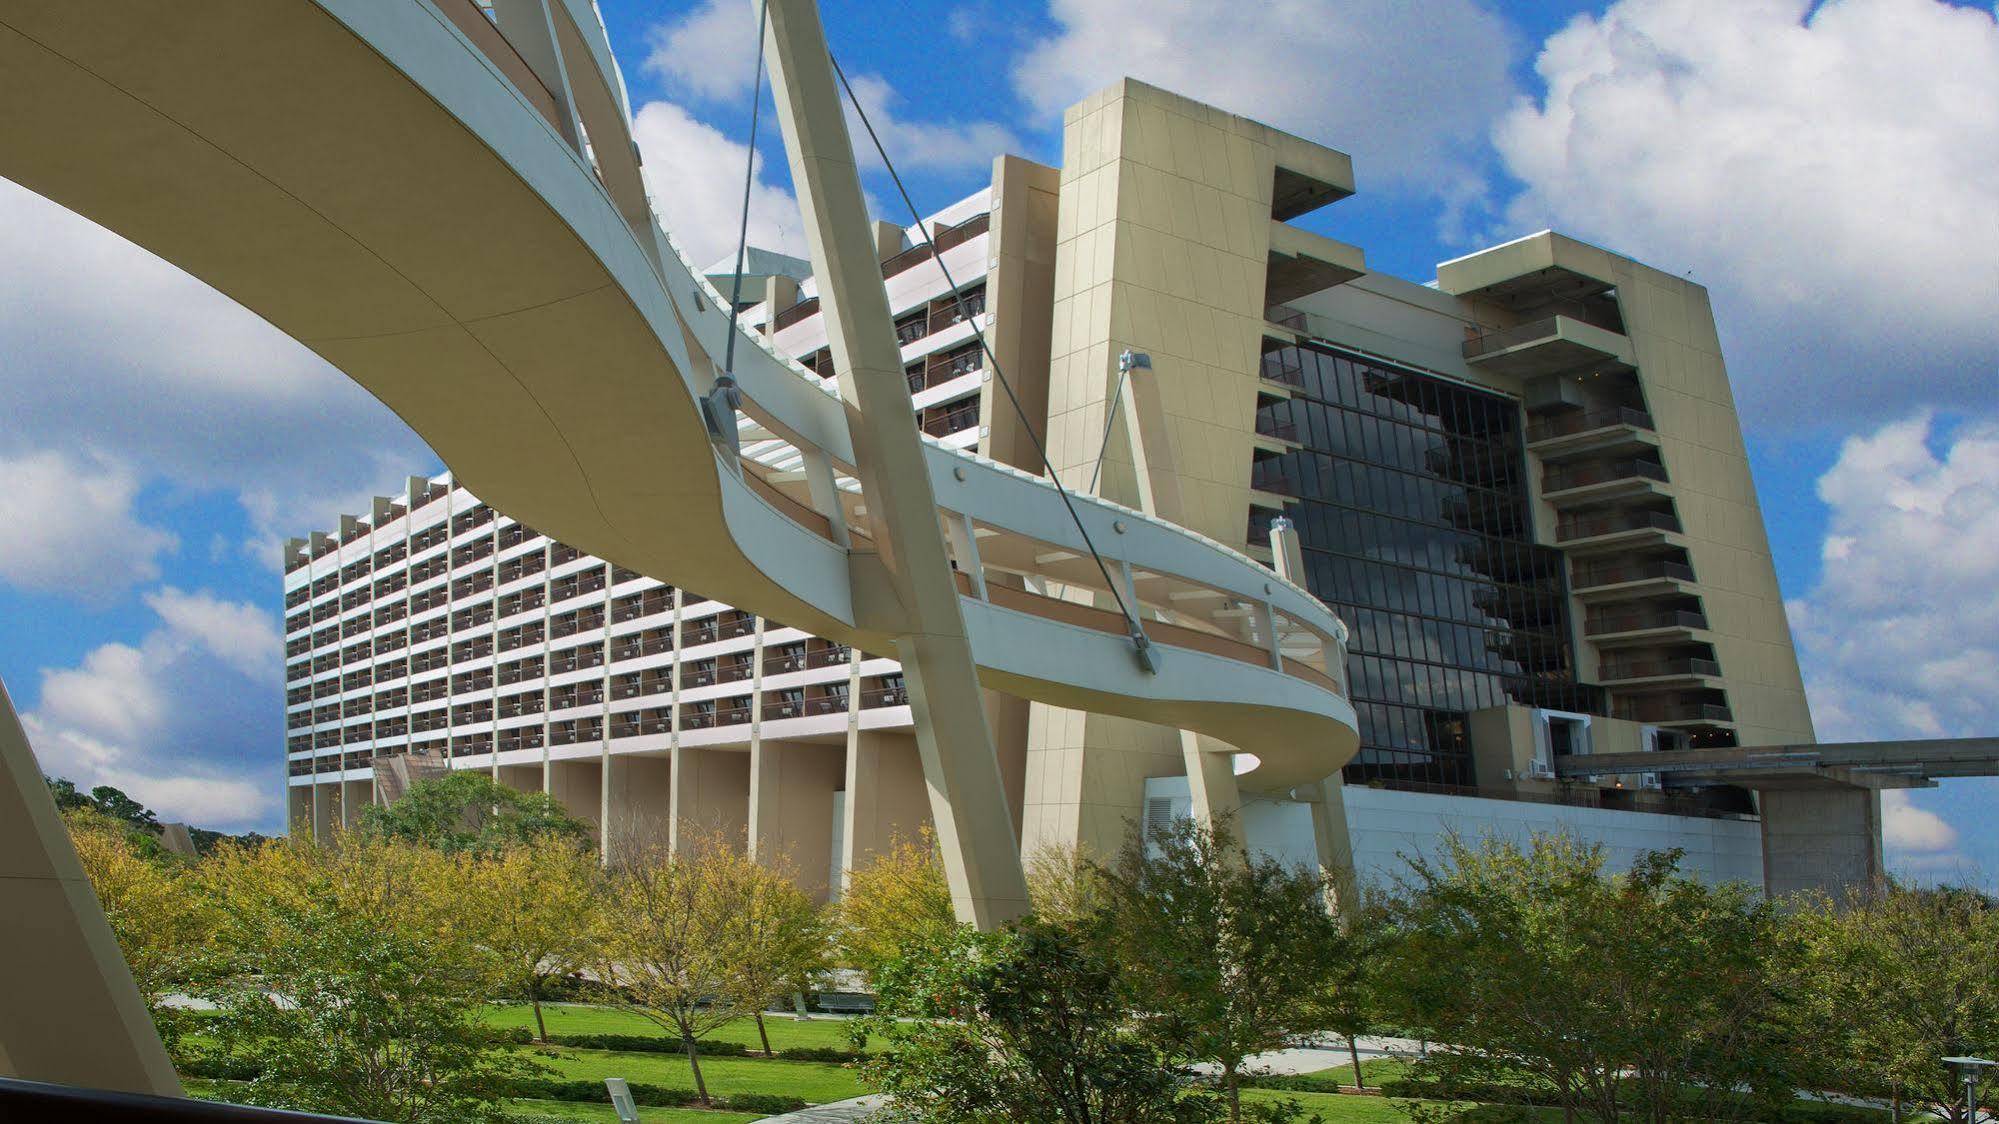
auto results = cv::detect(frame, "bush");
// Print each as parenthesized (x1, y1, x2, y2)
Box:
(1240, 1072, 1351, 1094)
(545, 1032, 751, 1056)
(177, 1055, 263, 1082)
(775, 1045, 864, 1063)
(716, 1092, 808, 1113)
(501, 1077, 699, 1106)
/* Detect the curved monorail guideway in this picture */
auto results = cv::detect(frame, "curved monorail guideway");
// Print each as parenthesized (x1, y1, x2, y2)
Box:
(0, 0, 1357, 930)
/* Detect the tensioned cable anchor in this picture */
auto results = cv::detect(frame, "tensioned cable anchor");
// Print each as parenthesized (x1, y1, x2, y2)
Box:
(702, 0, 772, 459)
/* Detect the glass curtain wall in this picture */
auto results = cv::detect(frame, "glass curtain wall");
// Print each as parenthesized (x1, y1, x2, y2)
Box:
(1254, 341, 1601, 787)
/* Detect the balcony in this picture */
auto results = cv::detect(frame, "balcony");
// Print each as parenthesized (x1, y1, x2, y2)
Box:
(1540, 458, 1670, 508)
(1584, 607, 1708, 644)
(1525, 406, 1658, 460)
(1555, 508, 1681, 552)
(1570, 558, 1697, 599)
(1463, 315, 1632, 379)
(1598, 656, 1721, 684)
(1613, 699, 1734, 727)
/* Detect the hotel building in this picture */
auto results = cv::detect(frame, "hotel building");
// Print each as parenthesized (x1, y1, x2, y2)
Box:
(286, 80, 1816, 894)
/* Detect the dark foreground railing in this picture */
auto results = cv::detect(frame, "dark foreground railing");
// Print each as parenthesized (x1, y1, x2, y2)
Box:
(0, 1077, 380, 1122)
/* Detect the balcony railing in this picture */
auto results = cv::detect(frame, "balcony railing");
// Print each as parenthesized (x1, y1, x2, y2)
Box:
(1613, 700, 1734, 724)
(1542, 458, 1668, 493)
(1556, 509, 1681, 542)
(861, 685, 909, 708)
(1526, 406, 1654, 445)
(1599, 657, 1721, 681)
(922, 407, 978, 437)
(1585, 608, 1708, 636)
(1249, 460, 1295, 495)
(1570, 558, 1697, 589)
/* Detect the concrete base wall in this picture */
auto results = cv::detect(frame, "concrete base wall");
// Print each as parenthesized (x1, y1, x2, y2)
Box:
(1760, 788, 1884, 901)
(673, 746, 749, 852)
(605, 754, 672, 860)
(842, 731, 932, 877)
(750, 740, 845, 901)
(548, 758, 603, 842)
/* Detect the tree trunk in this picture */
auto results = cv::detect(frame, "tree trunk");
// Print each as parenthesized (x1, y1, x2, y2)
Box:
(1347, 1033, 1365, 1090)
(1889, 1081, 1901, 1124)
(756, 1011, 773, 1057)
(1224, 1059, 1241, 1124)
(683, 1032, 709, 1106)
(530, 978, 547, 1043)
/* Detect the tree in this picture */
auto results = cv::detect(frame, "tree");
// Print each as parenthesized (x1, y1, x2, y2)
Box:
(1311, 895, 1392, 1091)
(1024, 840, 1106, 928)
(1375, 833, 1791, 1124)
(48, 776, 160, 832)
(458, 838, 603, 1042)
(64, 808, 212, 1051)
(711, 849, 828, 1056)
(592, 836, 746, 1106)
(1095, 817, 1346, 1124)
(1787, 884, 1999, 1124)
(357, 771, 589, 855)
(835, 828, 956, 983)
(201, 838, 533, 1123)
(856, 918, 1216, 1124)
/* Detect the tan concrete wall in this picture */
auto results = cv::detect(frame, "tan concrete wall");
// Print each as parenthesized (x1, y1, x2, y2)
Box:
(980, 155, 1061, 473)
(749, 739, 844, 901)
(606, 753, 672, 858)
(841, 730, 932, 874)
(1025, 79, 1355, 855)
(548, 758, 603, 840)
(672, 746, 749, 851)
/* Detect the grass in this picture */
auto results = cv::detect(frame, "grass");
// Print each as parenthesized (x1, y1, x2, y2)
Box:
(522, 1044, 867, 1104)
(504, 1097, 760, 1123)
(483, 1003, 869, 1053)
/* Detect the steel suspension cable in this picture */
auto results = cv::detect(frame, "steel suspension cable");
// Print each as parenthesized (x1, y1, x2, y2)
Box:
(827, 53, 1151, 656)
(720, 0, 772, 384)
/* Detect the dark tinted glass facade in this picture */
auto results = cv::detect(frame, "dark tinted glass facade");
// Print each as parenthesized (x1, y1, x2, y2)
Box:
(1253, 341, 1601, 786)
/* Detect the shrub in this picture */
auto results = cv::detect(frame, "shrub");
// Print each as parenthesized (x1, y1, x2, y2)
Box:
(546, 1032, 751, 1056)
(775, 1045, 864, 1063)
(717, 1092, 808, 1113)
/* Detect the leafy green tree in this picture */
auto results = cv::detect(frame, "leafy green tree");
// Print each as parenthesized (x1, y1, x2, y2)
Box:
(835, 827, 956, 983)
(1375, 833, 1791, 1123)
(64, 807, 213, 1051)
(1312, 895, 1392, 1091)
(857, 918, 1218, 1124)
(203, 838, 535, 1123)
(1095, 818, 1346, 1124)
(47, 776, 161, 832)
(711, 849, 828, 1056)
(592, 836, 748, 1106)
(458, 839, 603, 1042)
(1786, 884, 1999, 1124)
(357, 770, 588, 855)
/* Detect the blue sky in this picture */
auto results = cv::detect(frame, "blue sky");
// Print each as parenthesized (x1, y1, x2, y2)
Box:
(0, 0, 1993, 883)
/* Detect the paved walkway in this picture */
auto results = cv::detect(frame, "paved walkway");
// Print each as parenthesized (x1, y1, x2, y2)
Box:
(755, 1095, 887, 1122)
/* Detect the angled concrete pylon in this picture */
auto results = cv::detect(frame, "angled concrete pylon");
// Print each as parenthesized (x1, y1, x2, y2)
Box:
(0, 677, 181, 1095)
(758, 0, 1032, 927)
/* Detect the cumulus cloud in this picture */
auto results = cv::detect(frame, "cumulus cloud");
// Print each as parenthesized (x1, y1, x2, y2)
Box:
(1786, 414, 1999, 873)
(1013, 0, 1517, 194)
(643, 0, 762, 102)
(0, 177, 433, 565)
(641, 0, 1017, 181)
(21, 588, 282, 831)
(633, 100, 807, 266)
(1493, 0, 1999, 426)
(0, 449, 177, 600)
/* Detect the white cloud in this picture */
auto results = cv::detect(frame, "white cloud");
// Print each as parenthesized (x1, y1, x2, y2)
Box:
(633, 100, 807, 266)
(21, 588, 282, 831)
(1881, 789, 1956, 854)
(0, 176, 434, 564)
(643, 0, 762, 102)
(839, 73, 1018, 175)
(142, 587, 283, 686)
(1786, 414, 1999, 874)
(1012, 0, 1517, 193)
(0, 450, 177, 600)
(1493, 0, 1999, 426)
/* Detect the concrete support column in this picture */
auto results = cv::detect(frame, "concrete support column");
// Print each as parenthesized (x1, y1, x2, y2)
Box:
(0, 678, 181, 1095)
(1181, 731, 1243, 835)
(1760, 787, 1885, 901)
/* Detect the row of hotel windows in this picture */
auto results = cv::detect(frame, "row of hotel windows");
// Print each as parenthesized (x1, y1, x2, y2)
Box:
(287, 639, 857, 715)
(286, 543, 634, 634)
(286, 675, 909, 770)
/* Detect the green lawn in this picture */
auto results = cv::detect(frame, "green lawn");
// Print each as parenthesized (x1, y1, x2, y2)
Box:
(525, 1045, 866, 1105)
(504, 1097, 760, 1123)
(484, 1003, 868, 1053)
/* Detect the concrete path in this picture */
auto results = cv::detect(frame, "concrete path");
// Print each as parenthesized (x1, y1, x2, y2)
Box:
(755, 1095, 887, 1122)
